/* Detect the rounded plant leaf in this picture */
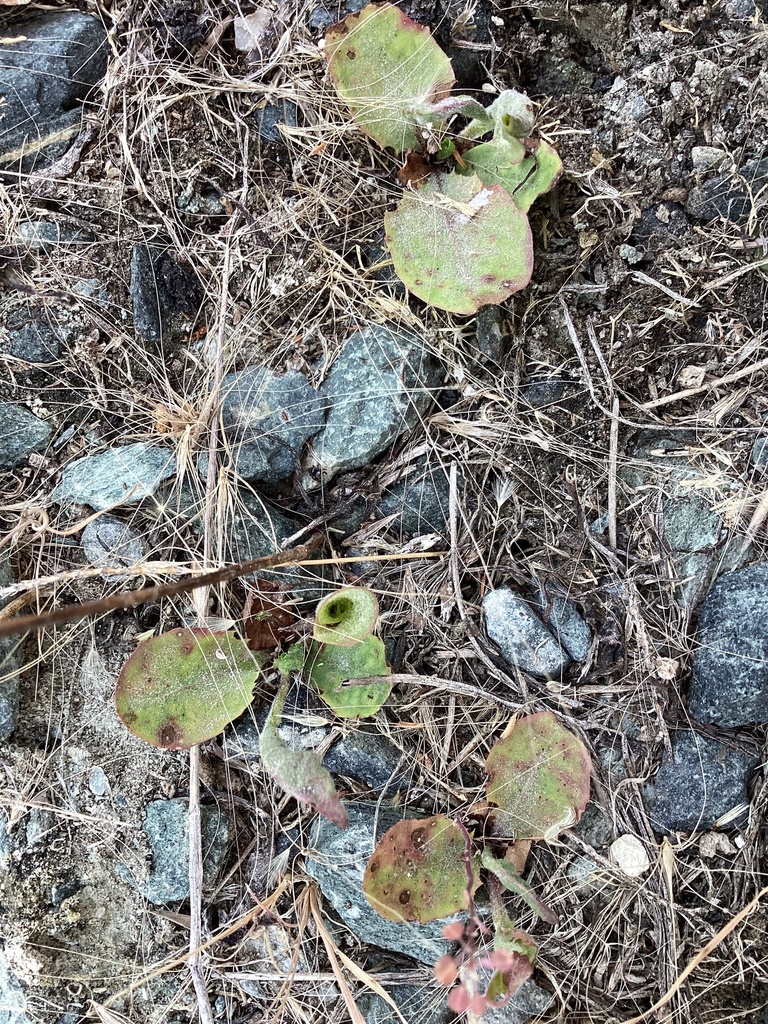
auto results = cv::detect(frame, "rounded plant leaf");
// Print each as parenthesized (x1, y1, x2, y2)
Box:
(363, 815, 481, 923)
(313, 588, 379, 647)
(485, 712, 591, 840)
(308, 636, 391, 718)
(385, 171, 533, 314)
(116, 628, 260, 749)
(463, 138, 563, 214)
(325, 1, 454, 154)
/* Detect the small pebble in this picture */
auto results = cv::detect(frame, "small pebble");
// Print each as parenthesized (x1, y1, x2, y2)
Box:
(609, 834, 649, 877)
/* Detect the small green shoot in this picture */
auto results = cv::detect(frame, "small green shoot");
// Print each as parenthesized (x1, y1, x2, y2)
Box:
(325, 2, 562, 313)
(115, 628, 260, 749)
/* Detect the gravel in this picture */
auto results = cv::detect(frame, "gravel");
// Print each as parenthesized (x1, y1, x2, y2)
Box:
(0, 403, 52, 470)
(483, 587, 570, 679)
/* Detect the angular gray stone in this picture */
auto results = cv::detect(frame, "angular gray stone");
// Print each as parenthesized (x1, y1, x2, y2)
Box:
(0, 554, 21, 740)
(253, 100, 298, 143)
(225, 490, 330, 600)
(483, 587, 570, 679)
(322, 730, 406, 791)
(0, 950, 31, 1024)
(750, 436, 768, 472)
(521, 377, 578, 409)
(689, 565, 768, 727)
(375, 465, 453, 539)
(359, 983, 450, 1024)
(304, 802, 462, 964)
(483, 978, 554, 1024)
(198, 367, 326, 485)
(475, 305, 504, 362)
(309, 325, 443, 481)
(12, 220, 93, 251)
(0, 403, 52, 470)
(686, 158, 768, 225)
(51, 443, 177, 510)
(130, 243, 202, 344)
(0, 12, 108, 172)
(646, 730, 758, 834)
(6, 310, 67, 363)
(137, 799, 230, 904)
(534, 586, 591, 662)
(81, 514, 148, 568)
(662, 494, 721, 552)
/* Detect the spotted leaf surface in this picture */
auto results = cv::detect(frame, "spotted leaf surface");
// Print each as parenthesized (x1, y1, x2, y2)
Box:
(363, 814, 480, 923)
(485, 713, 591, 840)
(325, 2, 454, 154)
(385, 171, 533, 314)
(115, 628, 260, 749)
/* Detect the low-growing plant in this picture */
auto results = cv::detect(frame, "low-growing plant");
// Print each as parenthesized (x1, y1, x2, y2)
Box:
(324, 2, 562, 314)
(362, 712, 591, 1015)
(114, 588, 589, 1018)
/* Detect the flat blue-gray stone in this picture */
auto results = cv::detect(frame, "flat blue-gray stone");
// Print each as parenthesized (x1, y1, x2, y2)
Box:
(483, 587, 570, 679)
(52, 443, 176, 510)
(0, 403, 51, 470)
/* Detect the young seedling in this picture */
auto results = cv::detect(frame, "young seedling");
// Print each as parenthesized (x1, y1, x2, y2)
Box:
(362, 712, 591, 1015)
(325, 2, 563, 314)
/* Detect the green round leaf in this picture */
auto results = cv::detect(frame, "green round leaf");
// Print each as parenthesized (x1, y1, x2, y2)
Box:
(385, 172, 533, 314)
(485, 713, 591, 840)
(363, 815, 480, 923)
(313, 588, 379, 647)
(115, 628, 260, 749)
(308, 636, 391, 718)
(325, 1, 455, 154)
(463, 139, 563, 213)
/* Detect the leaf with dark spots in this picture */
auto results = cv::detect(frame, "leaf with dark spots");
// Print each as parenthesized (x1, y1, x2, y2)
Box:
(260, 678, 348, 828)
(363, 815, 480, 923)
(485, 713, 591, 840)
(115, 628, 261, 749)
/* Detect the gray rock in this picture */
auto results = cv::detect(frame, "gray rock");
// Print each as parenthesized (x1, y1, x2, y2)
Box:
(483, 978, 554, 1024)
(253, 100, 298, 143)
(750, 436, 768, 471)
(225, 696, 330, 763)
(483, 587, 570, 679)
(198, 367, 326, 485)
(226, 490, 330, 600)
(646, 731, 758, 833)
(475, 305, 504, 362)
(130, 243, 202, 344)
(6, 310, 68, 363)
(662, 494, 721, 552)
(631, 202, 690, 256)
(686, 158, 768, 225)
(81, 515, 148, 568)
(0, 553, 21, 740)
(12, 220, 94, 252)
(138, 799, 230, 904)
(566, 855, 601, 887)
(570, 802, 614, 849)
(323, 730, 406, 791)
(521, 377, 578, 409)
(51, 443, 177, 511)
(0, 950, 31, 1024)
(375, 466, 453, 539)
(359, 984, 449, 1024)
(0, 12, 108, 172)
(0, 403, 51, 470)
(304, 802, 462, 965)
(533, 586, 591, 661)
(309, 325, 443, 481)
(689, 564, 768, 726)
(691, 146, 727, 172)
